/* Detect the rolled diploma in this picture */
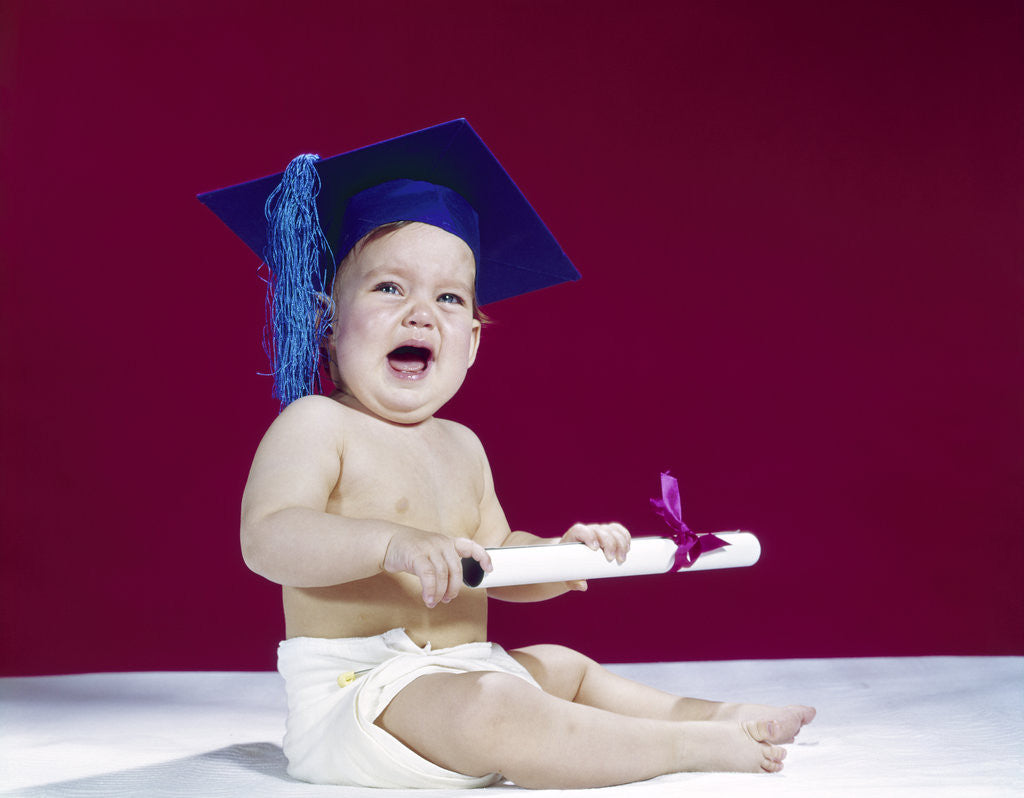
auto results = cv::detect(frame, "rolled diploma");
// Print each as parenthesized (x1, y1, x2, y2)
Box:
(462, 531, 760, 589)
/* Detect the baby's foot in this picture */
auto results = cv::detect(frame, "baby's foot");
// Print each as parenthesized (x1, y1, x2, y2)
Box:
(714, 703, 816, 743)
(678, 720, 788, 773)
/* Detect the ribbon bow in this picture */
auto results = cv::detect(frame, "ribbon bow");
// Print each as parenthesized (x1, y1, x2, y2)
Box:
(650, 472, 730, 570)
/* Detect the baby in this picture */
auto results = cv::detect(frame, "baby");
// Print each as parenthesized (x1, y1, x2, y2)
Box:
(203, 121, 814, 789)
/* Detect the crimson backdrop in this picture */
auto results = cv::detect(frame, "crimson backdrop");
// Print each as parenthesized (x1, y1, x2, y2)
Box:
(1, 0, 1021, 675)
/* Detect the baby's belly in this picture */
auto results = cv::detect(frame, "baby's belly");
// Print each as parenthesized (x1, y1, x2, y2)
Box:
(282, 573, 489, 648)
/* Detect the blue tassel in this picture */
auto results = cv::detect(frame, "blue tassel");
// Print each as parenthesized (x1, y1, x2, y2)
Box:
(263, 154, 335, 410)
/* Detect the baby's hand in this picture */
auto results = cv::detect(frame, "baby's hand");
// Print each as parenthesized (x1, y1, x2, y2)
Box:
(382, 528, 492, 608)
(561, 522, 631, 591)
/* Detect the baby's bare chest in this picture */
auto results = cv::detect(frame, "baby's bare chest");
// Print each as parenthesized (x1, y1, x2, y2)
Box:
(327, 424, 483, 537)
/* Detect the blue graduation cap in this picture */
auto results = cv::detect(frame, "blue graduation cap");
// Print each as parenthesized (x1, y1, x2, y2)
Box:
(197, 118, 580, 407)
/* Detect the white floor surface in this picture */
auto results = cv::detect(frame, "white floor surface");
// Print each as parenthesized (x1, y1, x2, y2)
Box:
(1, 656, 1021, 797)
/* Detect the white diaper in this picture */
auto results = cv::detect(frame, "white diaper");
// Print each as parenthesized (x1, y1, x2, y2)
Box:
(276, 629, 541, 788)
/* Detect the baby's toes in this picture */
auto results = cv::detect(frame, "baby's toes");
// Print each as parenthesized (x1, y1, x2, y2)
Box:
(778, 705, 816, 741)
(761, 745, 787, 773)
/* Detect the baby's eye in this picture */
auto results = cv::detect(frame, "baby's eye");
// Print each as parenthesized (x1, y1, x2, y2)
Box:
(373, 282, 401, 295)
(437, 293, 466, 306)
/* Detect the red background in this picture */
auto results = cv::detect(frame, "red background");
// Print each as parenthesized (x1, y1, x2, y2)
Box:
(1, 0, 1021, 676)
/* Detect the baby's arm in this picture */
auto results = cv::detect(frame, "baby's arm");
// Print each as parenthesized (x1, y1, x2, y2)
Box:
(240, 397, 490, 606)
(470, 436, 630, 601)
(487, 524, 632, 601)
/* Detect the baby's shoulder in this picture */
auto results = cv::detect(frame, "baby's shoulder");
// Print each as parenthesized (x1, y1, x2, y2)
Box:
(259, 394, 350, 448)
(275, 394, 349, 426)
(432, 417, 487, 459)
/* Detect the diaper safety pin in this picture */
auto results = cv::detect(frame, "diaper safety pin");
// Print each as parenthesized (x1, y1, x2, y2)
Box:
(337, 668, 372, 687)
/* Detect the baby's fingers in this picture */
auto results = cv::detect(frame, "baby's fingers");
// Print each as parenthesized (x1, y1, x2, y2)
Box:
(598, 523, 631, 563)
(437, 546, 466, 605)
(415, 554, 450, 608)
(417, 565, 439, 608)
(565, 522, 631, 563)
(438, 538, 491, 603)
(565, 522, 601, 551)
(454, 537, 492, 573)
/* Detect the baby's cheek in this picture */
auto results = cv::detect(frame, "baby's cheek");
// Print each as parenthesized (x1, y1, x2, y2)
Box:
(450, 320, 480, 359)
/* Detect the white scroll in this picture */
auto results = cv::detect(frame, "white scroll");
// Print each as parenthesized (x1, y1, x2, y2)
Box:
(462, 531, 761, 588)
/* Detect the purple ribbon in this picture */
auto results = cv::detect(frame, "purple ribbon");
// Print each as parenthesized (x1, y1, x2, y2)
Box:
(650, 472, 730, 570)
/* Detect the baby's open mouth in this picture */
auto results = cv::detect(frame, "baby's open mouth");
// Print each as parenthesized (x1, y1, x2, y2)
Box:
(387, 345, 432, 375)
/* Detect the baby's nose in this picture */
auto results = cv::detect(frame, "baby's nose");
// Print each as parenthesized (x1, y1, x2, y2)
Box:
(403, 300, 435, 328)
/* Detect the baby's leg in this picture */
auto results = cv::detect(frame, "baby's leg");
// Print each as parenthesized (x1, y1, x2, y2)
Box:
(376, 670, 786, 789)
(511, 645, 815, 743)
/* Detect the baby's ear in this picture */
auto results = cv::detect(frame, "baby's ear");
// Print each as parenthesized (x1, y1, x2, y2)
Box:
(466, 318, 482, 368)
(315, 291, 340, 386)
(313, 291, 334, 335)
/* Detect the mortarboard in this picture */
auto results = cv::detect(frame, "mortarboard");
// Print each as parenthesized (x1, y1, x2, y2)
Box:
(197, 118, 580, 408)
(198, 118, 579, 305)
